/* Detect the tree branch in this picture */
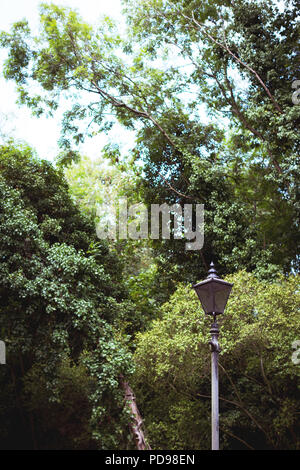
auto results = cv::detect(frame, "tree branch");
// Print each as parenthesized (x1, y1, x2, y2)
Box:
(220, 426, 255, 450)
(119, 374, 151, 450)
(157, 171, 197, 201)
(187, 11, 283, 114)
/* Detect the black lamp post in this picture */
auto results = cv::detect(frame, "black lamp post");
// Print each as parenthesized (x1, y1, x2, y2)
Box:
(193, 262, 233, 450)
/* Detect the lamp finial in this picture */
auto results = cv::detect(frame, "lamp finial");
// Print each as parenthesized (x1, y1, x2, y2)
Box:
(207, 261, 219, 279)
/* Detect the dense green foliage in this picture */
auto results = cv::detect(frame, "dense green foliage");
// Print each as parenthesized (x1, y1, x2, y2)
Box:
(0, 143, 134, 449)
(123, 0, 299, 282)
(0, 0, 298, 285)
(64, 154, 172, 330)
(133, 271, 300, 450)
(0, 0, 299, 450)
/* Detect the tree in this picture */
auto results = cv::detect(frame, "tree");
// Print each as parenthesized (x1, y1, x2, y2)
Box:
(133, 270, 300, 450)
(0, 0, 298, 286)
(0, 0, 299, 450)
(124, 0, 299, 181)
(123, 0, 299, 277)
(0, 142, 134, 449)
(64, 153, 160, 331)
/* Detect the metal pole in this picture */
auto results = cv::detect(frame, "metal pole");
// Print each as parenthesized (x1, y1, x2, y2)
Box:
(210, 318, 220, 450)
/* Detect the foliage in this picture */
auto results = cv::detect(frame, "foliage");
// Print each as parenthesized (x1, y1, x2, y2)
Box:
(123, 0, 299, 279)
(133, 271, 300, 450)
(64, 154, 139, 217)
(0, 143, 134, 449)
(64, 153, 159, 331)
(0, 1, 298, 285)
(0, 0, 299, 451)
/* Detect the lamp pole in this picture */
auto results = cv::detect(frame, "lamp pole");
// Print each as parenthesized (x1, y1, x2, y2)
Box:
(192, 261, 233, 451)
(210, 316, 220, 450)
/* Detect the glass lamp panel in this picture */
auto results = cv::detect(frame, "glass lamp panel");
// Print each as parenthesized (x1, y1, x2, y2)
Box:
(194, 282, 213, 314)
(212, 281, 232, 314)
(194, 279, 233, 314)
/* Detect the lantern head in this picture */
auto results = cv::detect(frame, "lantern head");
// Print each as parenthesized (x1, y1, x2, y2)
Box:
(193, 262, 233, 316)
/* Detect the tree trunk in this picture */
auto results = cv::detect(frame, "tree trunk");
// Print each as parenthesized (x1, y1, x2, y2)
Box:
(119, 374, 151, 450)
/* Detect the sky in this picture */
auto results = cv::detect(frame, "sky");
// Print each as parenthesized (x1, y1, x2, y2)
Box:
(0, 0, 132, 161)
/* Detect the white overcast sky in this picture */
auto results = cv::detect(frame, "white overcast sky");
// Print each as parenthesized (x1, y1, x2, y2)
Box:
(0, 0, 131, 161)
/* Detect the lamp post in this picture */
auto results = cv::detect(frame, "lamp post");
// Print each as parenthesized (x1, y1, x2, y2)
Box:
(193, 262, 233, 450)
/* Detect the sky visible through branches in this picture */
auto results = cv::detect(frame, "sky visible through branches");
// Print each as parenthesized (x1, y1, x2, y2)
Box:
(0, 0, 132, 161)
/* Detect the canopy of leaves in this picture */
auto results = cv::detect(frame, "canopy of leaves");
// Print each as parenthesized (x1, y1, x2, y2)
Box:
(0, 0, 298, 285)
